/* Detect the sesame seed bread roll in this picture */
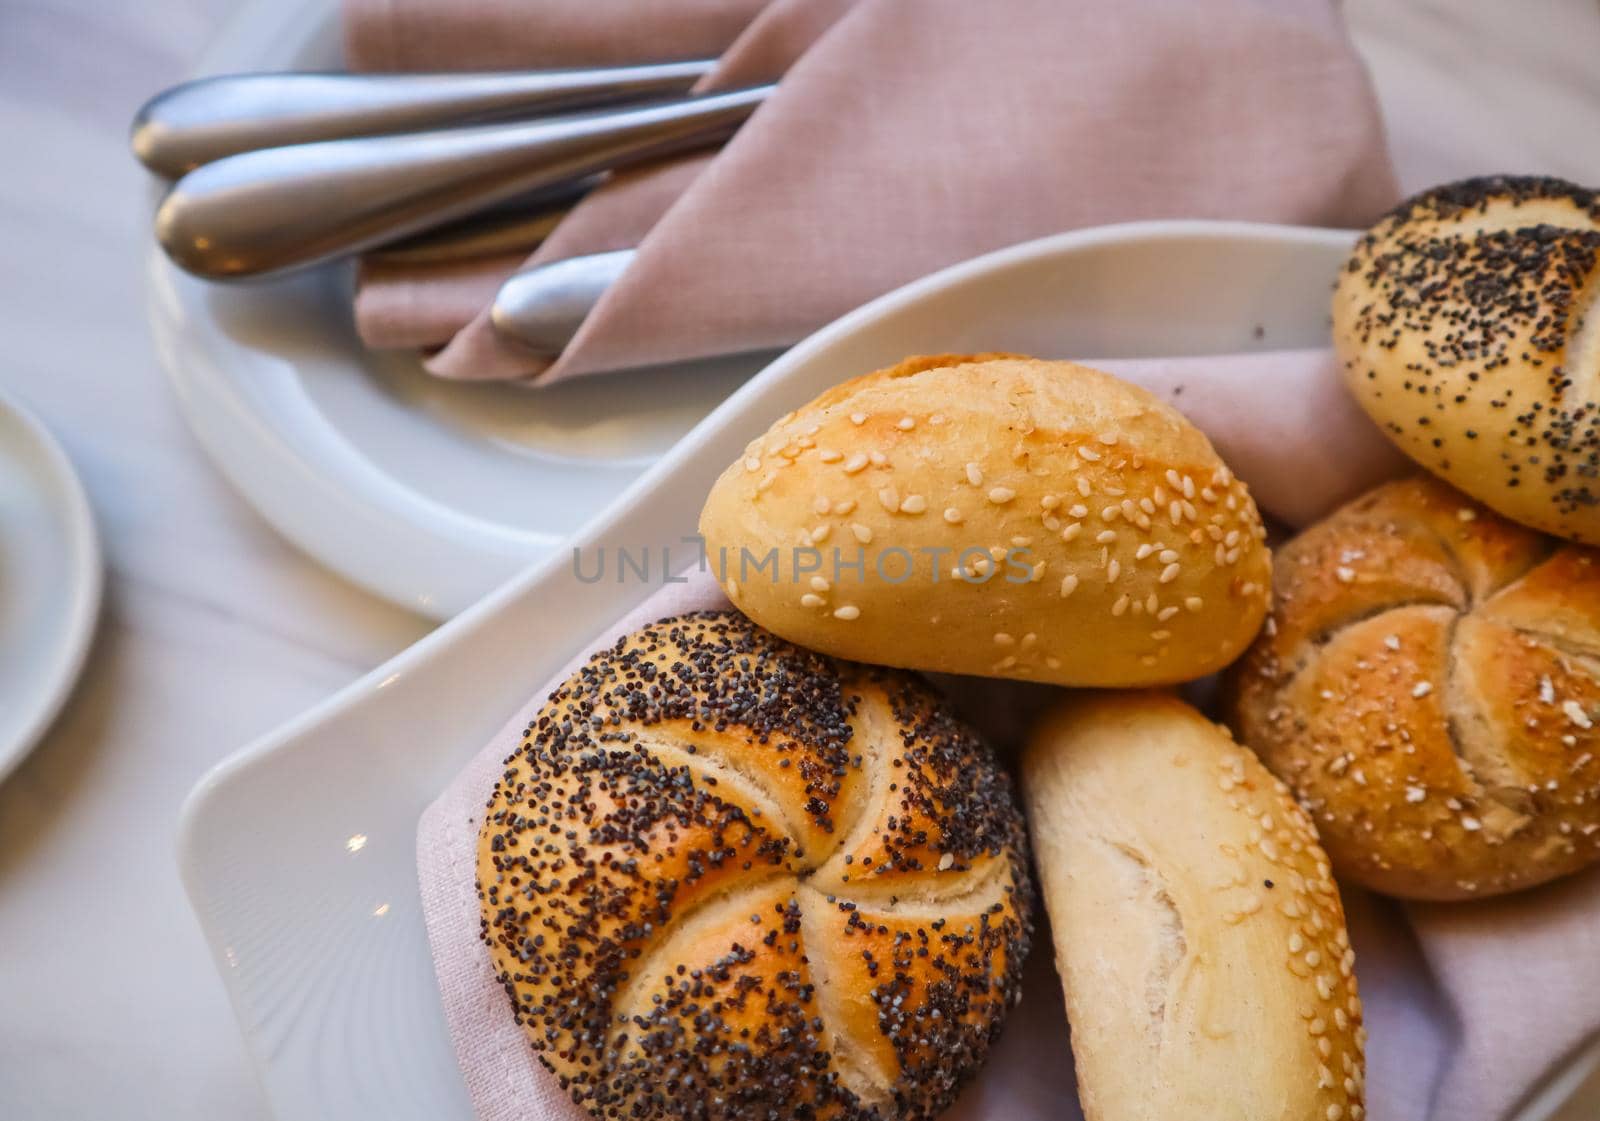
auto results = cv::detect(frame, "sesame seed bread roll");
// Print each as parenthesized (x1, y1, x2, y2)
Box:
(1225, 476, 1600, 900)
(698, 355, 1271, 687)
(1022, 691, 1366, 1121)
(1333, 176, 1600, 544)
(478, 610, 1033, 1121)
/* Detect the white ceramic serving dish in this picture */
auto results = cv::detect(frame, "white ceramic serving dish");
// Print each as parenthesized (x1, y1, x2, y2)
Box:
(180, 219, 1388, 1120)
(0, 389, 101, 784)
(144, 0, 766, 620)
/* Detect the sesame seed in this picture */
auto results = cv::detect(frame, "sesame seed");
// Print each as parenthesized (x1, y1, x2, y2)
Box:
(988, 487, 1016, 504)
(810, 576, 830, 591)
(897, 416, 915, 430)
(1157, 606, 1179, 621)
(1564, 701, 1594, 729)
(1107, 559, 1122, 582)
(1078, 446, 1102, 462)
(1096, 529, 1118, 544)
(1185, 596, 1204, 612)
(1060, 574, 1079, 598)
(743, 456, 761, 471)
(877, 486, 900, 511)
(1457, 508, 1477, 522)
(801, 593, 825, 608)
(1405, 785, 1426, 803)
(842, 452, 868, 473)
(965, 462, 984, 486)
(1069, 503, 1089, 518)
(1077, 478, 1093, 497)
(1112, 595, 1130, 616)
(900, 494, 928, 514)
(1097, 432, 1119, 445)
(1461, 816, 1482, 831)
(1336, 566, 1356, 583)
(1384, 635, 1401, 651)
(817, 448, 842, 463)
(1159, 562, 1181, 584)
(1041, 494, 1061, 510)
(810, 523, 831, 542)
(833, 605, 860, 620)
(993, 633, 1015, 646)
(868, 450, 886, 467)
(1166, 469, 1183, 489)
(1102, 505, 1121, 522)
(725, 578, 740, 601)
(1135, 544, 1155, 559)
(1412, 681, 1433, 698)
(1062, 523, 1082, 542)
(813, 496, 831, 515)
(850, 523, 872, 544)
(1159, 549, 1179, 564)
(849, 412, 867, 425)
(938, 852, 955, 871)
(942, 506, 963, 525)
(835, 498, 856, 514)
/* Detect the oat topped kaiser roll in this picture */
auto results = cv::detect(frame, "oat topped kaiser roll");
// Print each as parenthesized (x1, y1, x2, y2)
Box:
(478, 610, 1033, 1121)
(1334, 176, 1600, 544)
(1226, 476, 1600, 900)
(699, 355, 1271, 687)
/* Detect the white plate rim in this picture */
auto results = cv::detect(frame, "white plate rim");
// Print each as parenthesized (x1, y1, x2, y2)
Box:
(0, 389, 103, 784)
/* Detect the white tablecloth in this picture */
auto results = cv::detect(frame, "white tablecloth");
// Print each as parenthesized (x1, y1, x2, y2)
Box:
(0, 0, 1597, 1116)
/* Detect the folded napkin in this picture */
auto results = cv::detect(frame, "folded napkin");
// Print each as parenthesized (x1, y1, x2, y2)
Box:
(346, 0, 1397, 382)
(416, 348, 1600, 1121)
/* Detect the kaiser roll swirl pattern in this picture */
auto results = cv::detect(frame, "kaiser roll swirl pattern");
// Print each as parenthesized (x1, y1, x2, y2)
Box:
(1226, 476, 1600, 900)
(477, 610, 1033, 1120)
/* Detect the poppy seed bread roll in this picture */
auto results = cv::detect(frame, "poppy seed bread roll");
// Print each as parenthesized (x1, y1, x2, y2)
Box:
(1225, 476, 1600, 900)
(698, 355, 1272, 687)
(1333, 176, 1600, 544)
(478, 610, 1033, 1121)
(1022, 691, 1366, 1121)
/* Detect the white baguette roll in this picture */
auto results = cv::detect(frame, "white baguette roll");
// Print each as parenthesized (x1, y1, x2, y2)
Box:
(1022, 691, 1366, 1121)
(699, 354, 1272, 687)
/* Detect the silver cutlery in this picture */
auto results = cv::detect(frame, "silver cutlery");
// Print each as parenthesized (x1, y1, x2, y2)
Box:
(364, 176, 600, 265)
(491, 249, 635, 354)
(131, 61, 716, 178)
(156, 84, 774, 280)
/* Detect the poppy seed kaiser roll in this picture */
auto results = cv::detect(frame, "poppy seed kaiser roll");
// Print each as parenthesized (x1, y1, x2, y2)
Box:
(1333, 176, 1600, 544)
(477, 610, 1033, 1121)
(698, 355, 1272, 688)
(1225, 476, 1600, 900)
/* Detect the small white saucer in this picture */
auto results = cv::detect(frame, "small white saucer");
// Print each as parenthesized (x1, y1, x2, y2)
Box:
(0, 389, 101, 784)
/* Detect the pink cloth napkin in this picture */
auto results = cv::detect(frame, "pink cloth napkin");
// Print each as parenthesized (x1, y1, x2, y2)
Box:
(345, 0, 1397, 382)
(416, 348, 1600, 1121)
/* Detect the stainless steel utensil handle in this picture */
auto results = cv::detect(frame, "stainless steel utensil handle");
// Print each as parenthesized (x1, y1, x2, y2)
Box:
(156, 85, 773, 280)
(365, 177, 601, 265)
(491, 250, 636, 354)
(131, 61, 716, 178)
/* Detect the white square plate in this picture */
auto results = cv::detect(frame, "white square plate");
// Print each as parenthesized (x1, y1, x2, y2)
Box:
(180, 220, 1371, 1119)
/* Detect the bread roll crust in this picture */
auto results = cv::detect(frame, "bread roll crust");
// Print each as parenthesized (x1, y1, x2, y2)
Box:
(699, 355, 1271, 687)
(1333, 175, 1600, 543)
(478, 611, 1032, 1120)
(1023, 692, 1365, 1121)
(1226, 476, 1600, 899)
